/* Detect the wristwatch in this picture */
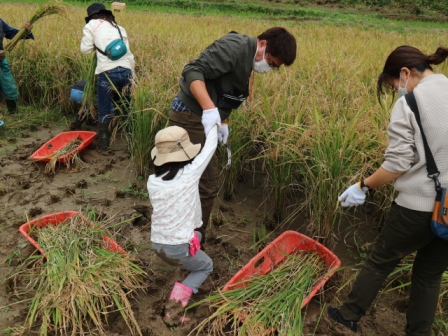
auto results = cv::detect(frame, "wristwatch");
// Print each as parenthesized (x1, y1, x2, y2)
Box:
(360, 180, 371, 192)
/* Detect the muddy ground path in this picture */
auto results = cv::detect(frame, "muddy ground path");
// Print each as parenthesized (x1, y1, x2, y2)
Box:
(0, 123, 410, 335)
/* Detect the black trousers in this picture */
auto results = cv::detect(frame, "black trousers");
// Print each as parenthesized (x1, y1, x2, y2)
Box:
(340, 202, 448, 336)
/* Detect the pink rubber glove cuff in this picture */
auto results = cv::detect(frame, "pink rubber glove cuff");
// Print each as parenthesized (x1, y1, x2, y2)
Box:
(189, 231, 201, 257)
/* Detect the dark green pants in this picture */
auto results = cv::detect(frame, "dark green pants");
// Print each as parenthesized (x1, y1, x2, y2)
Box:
(168, 109, 219, 241)
(340, 202, 448, 336)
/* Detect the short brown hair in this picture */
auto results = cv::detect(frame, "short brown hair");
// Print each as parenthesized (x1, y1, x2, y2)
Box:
(258, 27, 297, 66)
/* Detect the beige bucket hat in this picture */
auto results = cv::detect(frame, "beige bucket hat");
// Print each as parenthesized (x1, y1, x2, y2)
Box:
(151, 126, 201, 166)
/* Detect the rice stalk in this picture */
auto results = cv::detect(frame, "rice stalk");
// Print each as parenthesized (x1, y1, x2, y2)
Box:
(5, 1, 68, 52)
(18, 214, 146, 336)
(189, 251, 329, 336)
(125, 83, 168, 178)
(82, 54, 98, 121)
(43, 138, 83, 174)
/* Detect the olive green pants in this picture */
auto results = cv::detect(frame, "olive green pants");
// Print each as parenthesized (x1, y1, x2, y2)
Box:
(339, 202, 448, 336)
(168, 109, 219, 242)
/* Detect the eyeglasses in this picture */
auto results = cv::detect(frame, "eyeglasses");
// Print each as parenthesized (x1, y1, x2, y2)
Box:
(266, 52, 280, 71)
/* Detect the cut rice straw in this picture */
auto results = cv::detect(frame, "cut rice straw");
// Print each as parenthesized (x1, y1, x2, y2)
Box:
(18, 214, 146, 336)
(189, 251, 330, 336)
(43, 138, 83, 174)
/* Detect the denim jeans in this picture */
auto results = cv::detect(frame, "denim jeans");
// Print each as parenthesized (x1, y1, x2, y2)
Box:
(152, 232, 213, 293)
(97, 67, 132, 123)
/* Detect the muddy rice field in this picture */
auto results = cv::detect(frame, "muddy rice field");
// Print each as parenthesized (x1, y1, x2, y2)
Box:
(0, 120, 421, 335)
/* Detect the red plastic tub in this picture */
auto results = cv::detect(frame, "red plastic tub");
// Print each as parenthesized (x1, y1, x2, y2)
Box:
(19, 211, 126, 255)
(223, 230, 341, 309)
(30, 131, 96, 163)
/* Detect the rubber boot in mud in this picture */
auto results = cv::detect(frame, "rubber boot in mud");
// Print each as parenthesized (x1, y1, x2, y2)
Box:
(97, 122, 110, 151)
(6, 99, 17, 114)
(163, 282, 193, 326)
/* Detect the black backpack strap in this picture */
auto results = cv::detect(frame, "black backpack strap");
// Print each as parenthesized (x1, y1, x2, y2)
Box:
(404, 92, 441, 189)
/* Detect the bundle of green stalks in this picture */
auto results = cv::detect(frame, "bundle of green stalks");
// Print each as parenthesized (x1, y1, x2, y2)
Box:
(16, 215, 146, 336)
(82, 54, 98, 120)
(190, 251, 328, 336)
(5, 1, 68, 52)
(43, 138, 83, 174)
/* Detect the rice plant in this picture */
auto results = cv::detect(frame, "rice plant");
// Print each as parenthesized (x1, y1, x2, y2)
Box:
(5, 1, 68, 52)
(4, 2, 448, 244)
(125, 83, 169, 177)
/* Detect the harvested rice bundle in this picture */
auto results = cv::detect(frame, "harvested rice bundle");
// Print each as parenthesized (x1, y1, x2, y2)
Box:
(191, 251, 329, 336)
(19, 215, 146, 336)
(82, 54, 98, 120)
(5, 1, 68, 52)
(44, 138, 83, 174)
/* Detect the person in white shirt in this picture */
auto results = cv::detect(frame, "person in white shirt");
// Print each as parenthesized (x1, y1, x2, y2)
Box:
(147, 110, 220, 326)
(80, 3, 135, 150)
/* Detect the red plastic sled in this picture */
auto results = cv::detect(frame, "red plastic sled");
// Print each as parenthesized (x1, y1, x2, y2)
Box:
(30, 131, 96, 163)
(223, 230, 341, 309)
(19, 211, 126, 255)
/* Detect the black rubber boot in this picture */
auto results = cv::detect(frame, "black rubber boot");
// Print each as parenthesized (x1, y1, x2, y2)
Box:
(327, 306, 358, 332)
(97, 122, 110, 151)
(6, 99, 17, 114)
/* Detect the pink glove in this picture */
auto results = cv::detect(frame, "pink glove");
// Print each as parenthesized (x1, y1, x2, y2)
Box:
(189, 231, 201, 257)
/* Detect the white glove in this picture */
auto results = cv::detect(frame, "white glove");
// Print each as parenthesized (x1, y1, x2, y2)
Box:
(201, 108, 221, 135)
(218, 124, 229, 144)
(338, 183, 367, 207)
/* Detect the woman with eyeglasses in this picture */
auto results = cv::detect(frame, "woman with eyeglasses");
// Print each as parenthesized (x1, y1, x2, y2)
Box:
(330, 45, 448, 336)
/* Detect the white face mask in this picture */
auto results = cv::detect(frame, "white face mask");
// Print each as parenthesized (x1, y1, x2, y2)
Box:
(253, 47, 272, 74)
(397, 73, 409, 98)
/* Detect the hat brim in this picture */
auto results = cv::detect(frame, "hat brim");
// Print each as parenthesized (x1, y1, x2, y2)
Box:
(151, 143, 201, 166)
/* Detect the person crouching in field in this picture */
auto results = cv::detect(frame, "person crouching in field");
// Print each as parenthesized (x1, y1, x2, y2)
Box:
(147, 111, 220, 326)
(80, 3, 134, 151)
(0, 18, 34, 114)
